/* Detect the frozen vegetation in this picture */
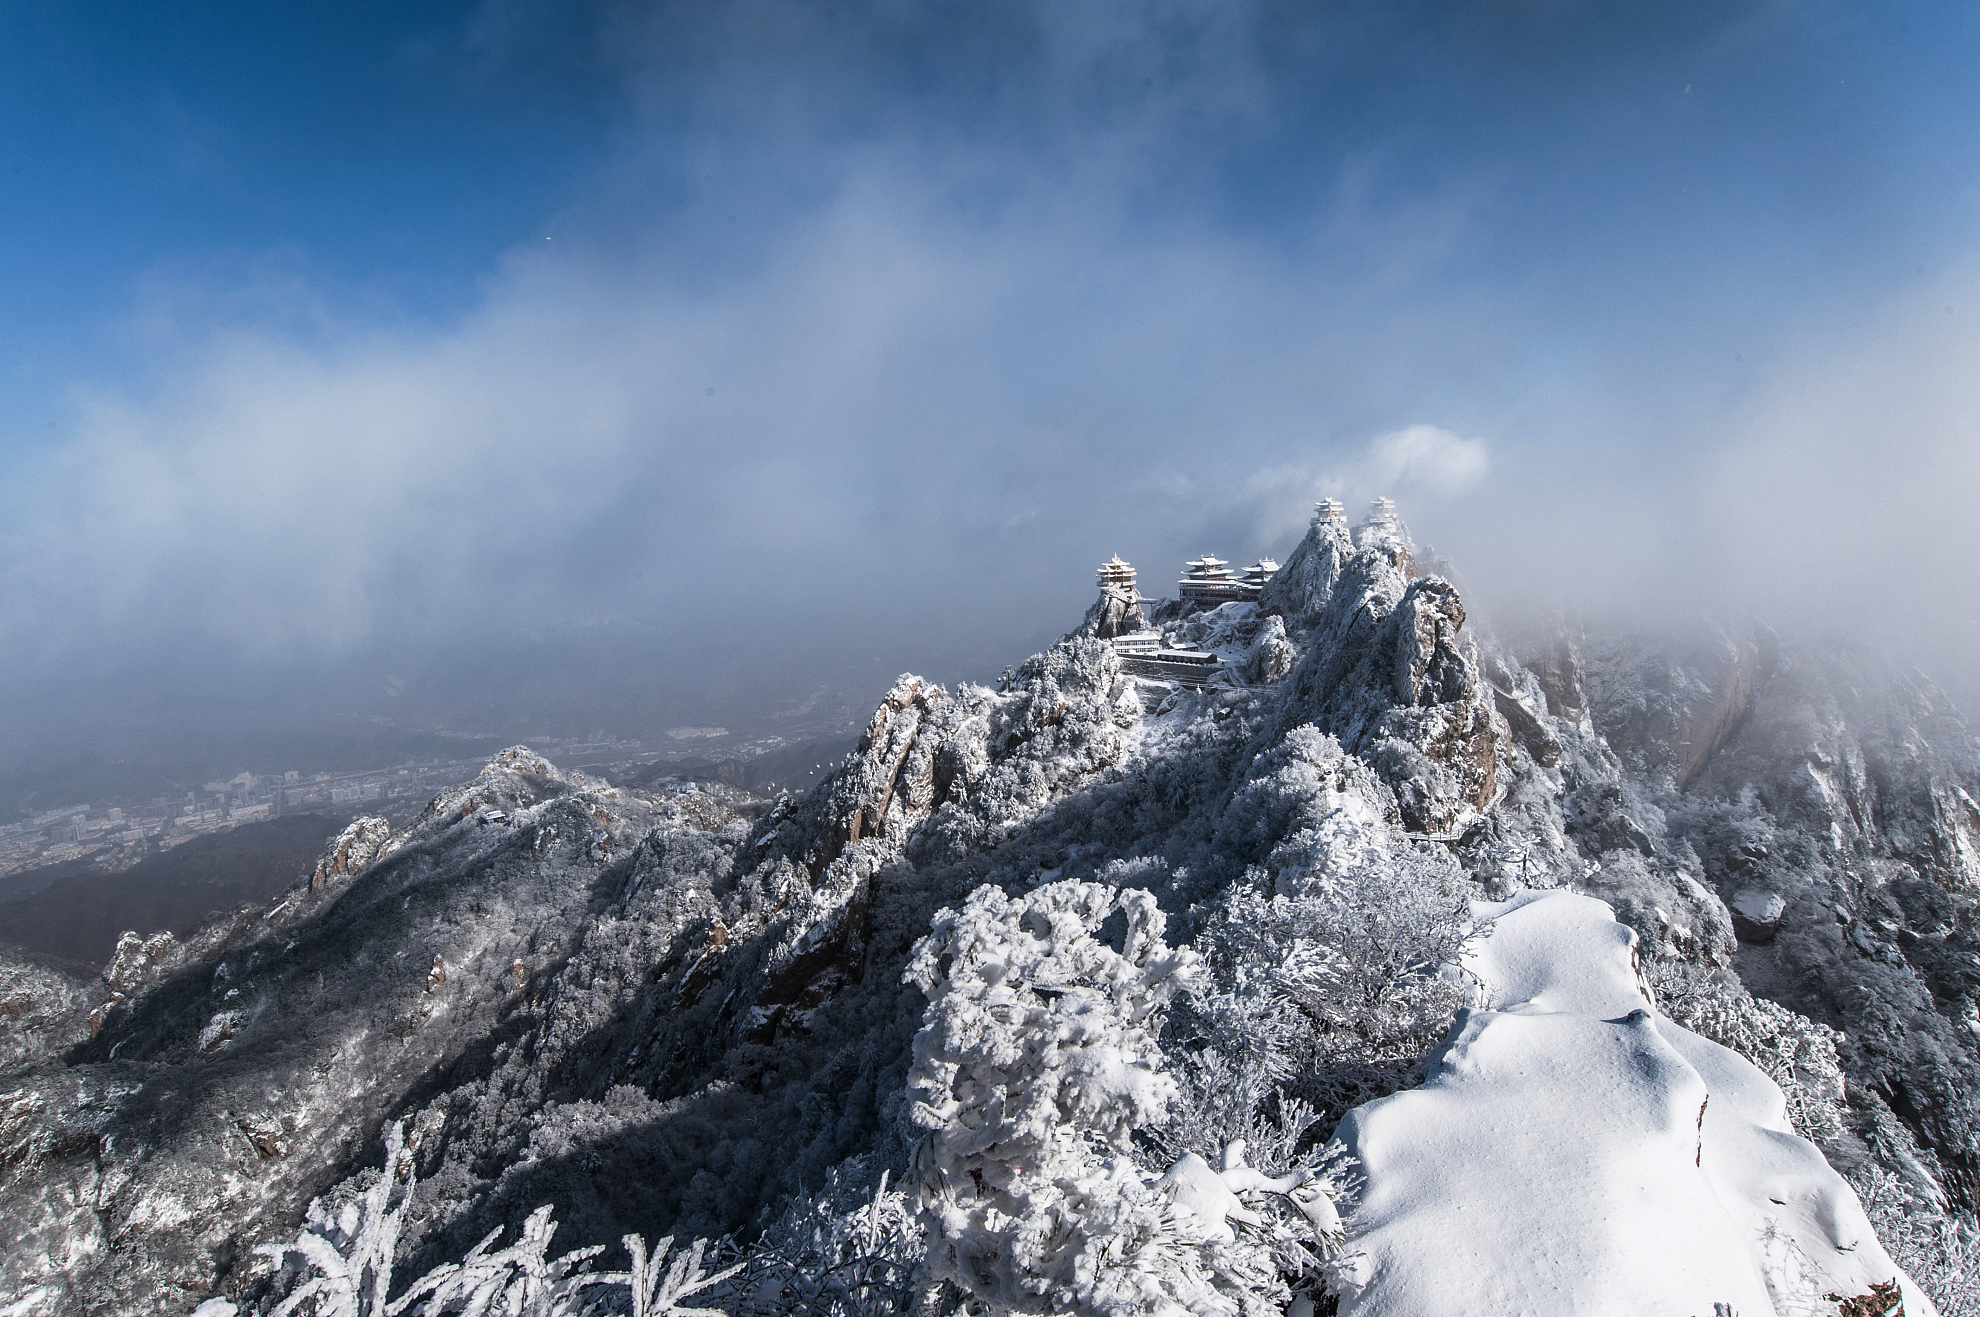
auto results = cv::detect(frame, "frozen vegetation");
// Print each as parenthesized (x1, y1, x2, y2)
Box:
(3, 501, 1979, 1315)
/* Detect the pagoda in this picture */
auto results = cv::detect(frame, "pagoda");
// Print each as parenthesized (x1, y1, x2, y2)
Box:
(1241, 558, 1280, 591)
(1180, 554, 1254, 606)
(1087, 555, 1146, 638)
(1096, 555, 1138, 594)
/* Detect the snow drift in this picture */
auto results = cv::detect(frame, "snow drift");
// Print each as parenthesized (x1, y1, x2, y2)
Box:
(1333, 890, 1931, 1316)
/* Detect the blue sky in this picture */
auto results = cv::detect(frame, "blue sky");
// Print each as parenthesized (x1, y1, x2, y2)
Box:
(5, 0, 1980, 745)
(0, 2, 611, 438)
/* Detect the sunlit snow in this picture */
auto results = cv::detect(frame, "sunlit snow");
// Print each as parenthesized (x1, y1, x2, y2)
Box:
(1330, 891, 1934, 1316)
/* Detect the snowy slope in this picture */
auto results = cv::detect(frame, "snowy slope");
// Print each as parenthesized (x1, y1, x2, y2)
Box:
(1333, 891, 1929, 1316)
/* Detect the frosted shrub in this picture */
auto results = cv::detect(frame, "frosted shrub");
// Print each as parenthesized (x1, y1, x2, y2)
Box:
(721, 1160, 924, 1317)
(258, 1123, 416, 1317)
(905, 880, 1333, 1317)
(1179, 853, 1471, 1130)
(257, 1122, 736, 1317)
(1646, 960, 1847, 1146)
(1850, 1163, 1980, 1317)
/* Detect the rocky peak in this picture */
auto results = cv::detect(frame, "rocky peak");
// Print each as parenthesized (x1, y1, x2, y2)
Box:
(1078, 555, 1147, 640)
(1258, 499, 1357, 631)
(1272, 524, 1500, 836)
(310, 816, 391, 891)
(1354, 495, 1419, 578)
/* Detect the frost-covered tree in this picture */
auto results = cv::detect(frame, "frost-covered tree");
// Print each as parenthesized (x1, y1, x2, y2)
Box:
(1173, 837, 1473, 1135)
(904, 880, 1334, 1317)
(255, 1122, 737, 1317)
(718, 1159, 924, 1317)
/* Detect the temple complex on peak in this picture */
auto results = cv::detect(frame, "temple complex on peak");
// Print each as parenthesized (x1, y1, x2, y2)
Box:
(1086, 555, 1148, 639)
(1081, 495, 1400, 695)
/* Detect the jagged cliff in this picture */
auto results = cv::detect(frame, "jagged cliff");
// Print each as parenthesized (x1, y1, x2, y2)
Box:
(3, 507, 1978, 1314)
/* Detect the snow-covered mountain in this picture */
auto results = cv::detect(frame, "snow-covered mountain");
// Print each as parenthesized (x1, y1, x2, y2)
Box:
(4, 502, 1976, 1315)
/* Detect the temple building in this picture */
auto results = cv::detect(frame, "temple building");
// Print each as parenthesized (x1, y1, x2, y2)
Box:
(1087, 555, 1147, 638)
(1179, 554, 1252, 606)
(1113, 638, 1221, 688)
(1080, 499, 1400, 696)
(1097, 555, 1138, 594)
(1178, 553, 1279, 606)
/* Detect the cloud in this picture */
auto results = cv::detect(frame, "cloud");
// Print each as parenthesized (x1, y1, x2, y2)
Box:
(0, 147, 1512, 681)
(1359, 424, 1491, 497)
(8, 0, 1980, 746)
(1691, 264, 1980, 680)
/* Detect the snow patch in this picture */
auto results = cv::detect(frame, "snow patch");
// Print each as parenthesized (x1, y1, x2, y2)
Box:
(1330, 890, 1935, 1317)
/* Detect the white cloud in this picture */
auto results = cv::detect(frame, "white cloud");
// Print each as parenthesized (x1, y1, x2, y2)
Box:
(1360, 424, 1491, 496)
(12, 1, 1980, 719)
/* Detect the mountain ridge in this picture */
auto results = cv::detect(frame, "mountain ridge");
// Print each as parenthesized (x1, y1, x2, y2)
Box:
(4, 502, 1977, 1314)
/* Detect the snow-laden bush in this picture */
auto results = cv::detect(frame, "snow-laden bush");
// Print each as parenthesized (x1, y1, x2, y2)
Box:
(716, 1159, 924, 1317)
(1646, 960, 1847, 1146)
(1212, 728, 1394, 893)
(904, 880, 1337, 1317)
(1175, 849, 1471, 1132)
(255, 1122, 737, 1317)
(1852, 1163, 1980, 1317)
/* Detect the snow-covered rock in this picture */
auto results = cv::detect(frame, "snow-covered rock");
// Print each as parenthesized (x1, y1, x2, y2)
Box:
(310, 816, 390, 891)
(1731, 888, 1788, 942)
(1278, 558, 1500, 837)
(1258, 512, 1355, 634)
(0, 946, 97, 1071)
(1330, 891, 1934, 1316)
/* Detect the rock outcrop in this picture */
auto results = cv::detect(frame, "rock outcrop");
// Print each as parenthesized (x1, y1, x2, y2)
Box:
(1258, 508, 1355, 632)
(1278, 538, 1500, 836)
(309, 816, 391, 891)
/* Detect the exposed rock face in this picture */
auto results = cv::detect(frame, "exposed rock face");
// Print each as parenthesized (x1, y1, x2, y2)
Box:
(1079, 586, 1145, 640)
(1258, 514, 1355, 632)
(1243, 614, 1297, 683)
(1525, 631, 1589, 719)
(309, 816, 391, 891)
(1279, 545, 1500, 836)
(1353, 501, 1419, 579)
(102, 929, 178, 996)
(0, 947, 96, 1069)
(1586, 625, 1768, 788)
